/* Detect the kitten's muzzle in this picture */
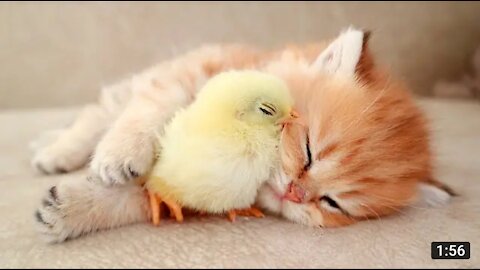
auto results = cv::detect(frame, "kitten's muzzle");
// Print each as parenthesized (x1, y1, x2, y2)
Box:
(283, 182, 307, 203)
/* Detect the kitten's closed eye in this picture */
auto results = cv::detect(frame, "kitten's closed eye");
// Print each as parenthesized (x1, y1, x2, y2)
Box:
(320, 195, 340, 209)
(303, 134, 312, 171)
(318, 195, 353, 217)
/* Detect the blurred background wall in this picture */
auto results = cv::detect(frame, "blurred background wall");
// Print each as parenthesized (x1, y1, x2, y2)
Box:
(1, 1, 480, 109)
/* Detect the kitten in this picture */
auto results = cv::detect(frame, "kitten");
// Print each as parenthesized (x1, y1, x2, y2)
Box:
(258, 29, 455, 227)
(33, 28, 454, 243)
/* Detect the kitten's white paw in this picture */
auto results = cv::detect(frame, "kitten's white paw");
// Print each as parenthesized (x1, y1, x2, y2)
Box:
(91, 133, 154, 185)
(34, 186, 78, 243)
(32, 141, 89, 174)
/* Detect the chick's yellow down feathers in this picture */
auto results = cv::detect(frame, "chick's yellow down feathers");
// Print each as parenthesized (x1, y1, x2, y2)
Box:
(145, 70, 295, 223)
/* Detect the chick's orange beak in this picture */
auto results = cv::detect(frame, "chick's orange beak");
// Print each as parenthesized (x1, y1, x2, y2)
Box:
(278, 109, 301, 127)
(290, 109, 300, 119)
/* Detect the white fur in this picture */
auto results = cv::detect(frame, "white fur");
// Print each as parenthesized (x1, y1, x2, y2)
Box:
(257, 168, 290, 215)
(312, 26, 364, 77)
(417, 183, 452, 207)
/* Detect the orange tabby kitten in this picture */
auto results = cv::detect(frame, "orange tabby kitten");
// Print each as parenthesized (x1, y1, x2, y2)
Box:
(33, 28, 453, 243)
(258, 29, 454, 227)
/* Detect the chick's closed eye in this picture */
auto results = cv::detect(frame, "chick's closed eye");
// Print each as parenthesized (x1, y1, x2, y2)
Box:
(259, 102, 277, 116)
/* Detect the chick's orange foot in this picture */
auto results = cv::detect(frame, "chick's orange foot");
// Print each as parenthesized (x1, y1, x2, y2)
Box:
(148, 191, 184, 226)
(227, 207, 265, 222)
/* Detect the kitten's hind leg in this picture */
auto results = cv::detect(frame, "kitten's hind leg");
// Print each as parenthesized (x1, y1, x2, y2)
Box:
(35, 176, 150, 243)
(32, 80, 131, 174)
(32, 104, 109, 174)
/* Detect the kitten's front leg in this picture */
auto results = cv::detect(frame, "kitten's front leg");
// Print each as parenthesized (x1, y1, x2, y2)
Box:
(90, 100, 157, 185)
(91, 76, 192, 185)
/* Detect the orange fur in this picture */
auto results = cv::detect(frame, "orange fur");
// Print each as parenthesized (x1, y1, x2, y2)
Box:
(266, 37, 436, 227)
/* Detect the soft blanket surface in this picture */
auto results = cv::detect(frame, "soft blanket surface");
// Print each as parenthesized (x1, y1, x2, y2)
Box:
(0, 98, 478, 268)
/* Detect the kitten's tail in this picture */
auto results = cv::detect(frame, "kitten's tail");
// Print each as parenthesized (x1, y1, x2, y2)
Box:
(422, 177, 457, 196)
(417, 177, 457, 207)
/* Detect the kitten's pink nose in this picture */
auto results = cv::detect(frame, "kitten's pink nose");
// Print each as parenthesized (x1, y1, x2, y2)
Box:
(283, 182, 306, 203)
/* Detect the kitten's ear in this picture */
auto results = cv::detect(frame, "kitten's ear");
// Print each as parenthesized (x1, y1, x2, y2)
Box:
(312, 27, 371, 78)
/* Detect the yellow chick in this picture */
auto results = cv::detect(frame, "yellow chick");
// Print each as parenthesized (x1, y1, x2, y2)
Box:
(145, 70, 297, 225)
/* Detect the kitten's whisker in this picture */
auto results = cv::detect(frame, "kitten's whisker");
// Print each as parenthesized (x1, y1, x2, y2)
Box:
(363, 201, 418, 224)
(359, 203, 386, 231)
(362, 193, 434, 211)
(362, 204, 381, 220)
